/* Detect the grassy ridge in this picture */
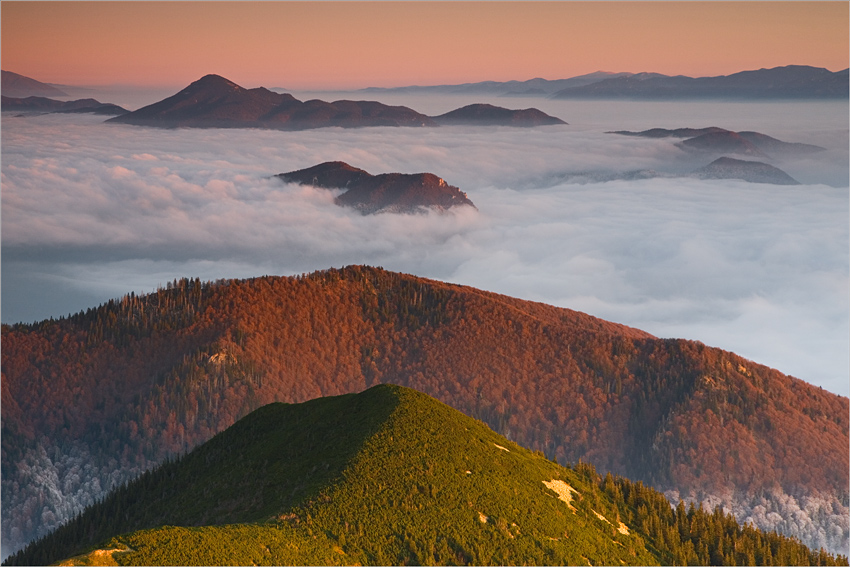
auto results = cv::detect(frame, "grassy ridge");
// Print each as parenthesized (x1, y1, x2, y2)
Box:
(8, 385, 845, 566)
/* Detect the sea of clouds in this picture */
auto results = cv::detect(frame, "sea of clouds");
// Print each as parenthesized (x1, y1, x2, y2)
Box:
(2, 97, 848, 396)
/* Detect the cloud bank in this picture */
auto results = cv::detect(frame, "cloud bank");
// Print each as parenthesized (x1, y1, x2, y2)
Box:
(2, 102, 848, 396)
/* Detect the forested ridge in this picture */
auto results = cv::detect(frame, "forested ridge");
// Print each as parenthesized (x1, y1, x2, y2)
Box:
(5, 386, 845, 566)
(2, 266, 847, 556)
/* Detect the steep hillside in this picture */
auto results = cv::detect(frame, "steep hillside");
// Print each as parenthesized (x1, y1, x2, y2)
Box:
(2, 267, 847, 557)
(6, 386, 843, 566)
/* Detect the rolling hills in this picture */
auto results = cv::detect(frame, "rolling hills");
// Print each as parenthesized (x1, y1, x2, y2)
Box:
(2, 266, 847, 557)
(6, 385, 844, 566)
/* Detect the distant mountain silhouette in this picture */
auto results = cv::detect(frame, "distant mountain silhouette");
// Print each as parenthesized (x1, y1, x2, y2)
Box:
(357, 71, 635, 97)
(109, 74, 435, 129)
(1, 70, 67, 98)
(676, 131, 769, 158)
(692, 157, 800, 185)
(736, 131, 827, 156)
(1, 95, 128, 115)
(432, 103, 566, 126)
(609, 127, 826, 159)
(608, 127, 730, 138)
(552, 65, 849, 99)
(108, 75, 565, 130)
(277, 161, 476, 214)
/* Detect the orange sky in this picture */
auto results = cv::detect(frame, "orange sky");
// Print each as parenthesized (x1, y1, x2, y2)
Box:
(2, 2, 848, 90)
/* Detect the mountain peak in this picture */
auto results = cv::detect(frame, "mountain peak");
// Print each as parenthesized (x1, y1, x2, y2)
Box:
(692, 156, 801, 185)
(433, 103, 567, 126)
(11, 384, 844, 566)
(278, 163, 476, 214)
(183, 73, 245, 93)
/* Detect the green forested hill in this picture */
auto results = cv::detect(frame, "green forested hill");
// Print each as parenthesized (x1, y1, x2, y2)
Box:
(5, 385, 844, 566)
(2, 267, 847, 557)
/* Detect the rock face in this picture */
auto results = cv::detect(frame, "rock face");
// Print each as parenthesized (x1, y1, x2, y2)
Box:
(277, 161, 476, 214)
(108, 74, 435, 129)
(432, 103, 566, 126)
(692, 157, 800, 185)
(1, 70, 67, 98)
(1, 95, 128, 115)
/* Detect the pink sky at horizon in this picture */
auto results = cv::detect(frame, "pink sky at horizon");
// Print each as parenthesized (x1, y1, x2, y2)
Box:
(2, 2, 848, 90)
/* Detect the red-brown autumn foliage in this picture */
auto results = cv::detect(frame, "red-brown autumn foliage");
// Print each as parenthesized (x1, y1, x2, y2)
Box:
(2, 266, 847, 552)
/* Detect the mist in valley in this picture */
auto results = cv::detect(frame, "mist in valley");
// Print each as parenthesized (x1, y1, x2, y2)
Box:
(2, 95, 848, 400)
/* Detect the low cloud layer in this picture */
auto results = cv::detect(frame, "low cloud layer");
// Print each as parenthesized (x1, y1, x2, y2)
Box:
(2, 101, 848, 395)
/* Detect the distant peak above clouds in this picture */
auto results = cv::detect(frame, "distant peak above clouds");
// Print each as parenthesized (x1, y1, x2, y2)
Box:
(277, 161, 476, 215)
(433, 103, 566, 126)
(106, 74, 566, 130)
(692, 157, 801, 185)
(608, 127, 826, 160)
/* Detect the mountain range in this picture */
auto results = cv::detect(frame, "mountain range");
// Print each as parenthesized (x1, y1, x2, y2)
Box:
(2, 267, 847, 558)
(1, 95, 128, 116)
(354, 66, 847, 100)
(277, 161, 476, 214)
(551, 65, 848, 100)
(356, 71, 637, 97)
(107, 74, 566, 130)
(6, 385, 844, 566)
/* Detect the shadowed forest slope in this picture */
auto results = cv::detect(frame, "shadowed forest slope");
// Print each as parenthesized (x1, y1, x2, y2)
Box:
(2, 266, 847, 556)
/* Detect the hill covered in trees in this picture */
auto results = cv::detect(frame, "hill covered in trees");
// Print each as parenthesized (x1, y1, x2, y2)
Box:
(6, 386, 845, 566)
(2, 266, 847, 557)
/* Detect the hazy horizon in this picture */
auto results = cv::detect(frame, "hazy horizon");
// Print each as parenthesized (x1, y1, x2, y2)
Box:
(2, 2, 847, 90)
